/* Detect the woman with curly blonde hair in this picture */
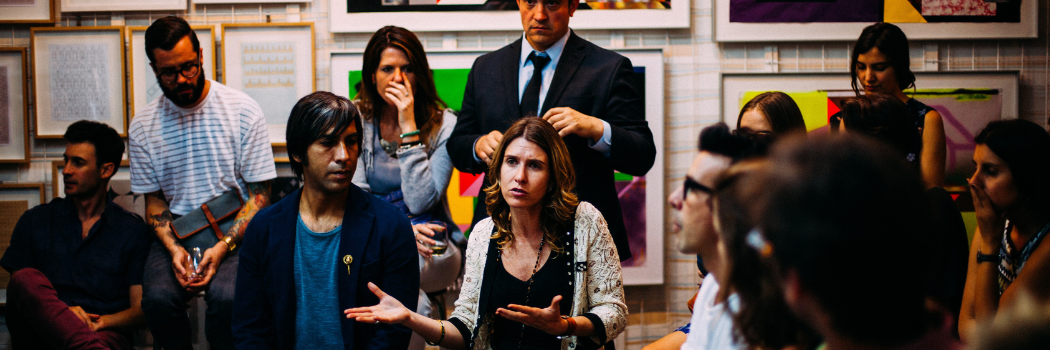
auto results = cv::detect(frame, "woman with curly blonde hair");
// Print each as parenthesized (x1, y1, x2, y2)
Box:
(346, 117, 627, 350)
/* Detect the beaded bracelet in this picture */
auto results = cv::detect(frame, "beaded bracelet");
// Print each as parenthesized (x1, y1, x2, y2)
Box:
(426, 320, 445, 346)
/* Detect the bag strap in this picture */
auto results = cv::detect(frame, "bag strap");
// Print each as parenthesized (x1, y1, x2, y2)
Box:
(201, 203, 225, 240)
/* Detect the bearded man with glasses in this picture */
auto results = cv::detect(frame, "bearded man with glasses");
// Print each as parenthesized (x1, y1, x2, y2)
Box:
(129, 16, 276, 350)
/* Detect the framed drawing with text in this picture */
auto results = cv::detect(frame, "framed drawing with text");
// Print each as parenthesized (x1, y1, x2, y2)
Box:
(31, 26, 127, 139)
(329, 0, 689, 33)
(222, 23, 315, 146)
(0, 183, 45, 289)
(61, 0, 185, 12)
(715, 0, 1038, 41)
(0, 0, 55, 23)
(0, 48, 31, 163)
(721, 71, 1019, 189)
(331, 49, 665, 285)
(127, 25, 216, 119)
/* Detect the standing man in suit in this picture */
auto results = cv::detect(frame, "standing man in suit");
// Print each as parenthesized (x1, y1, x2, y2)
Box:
(447, 0, 656, 261)
(232, 92, 419, 349)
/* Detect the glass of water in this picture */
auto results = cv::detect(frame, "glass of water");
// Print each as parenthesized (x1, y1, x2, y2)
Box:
(425, 221, 449, 256)
(187, 247, 203, 280)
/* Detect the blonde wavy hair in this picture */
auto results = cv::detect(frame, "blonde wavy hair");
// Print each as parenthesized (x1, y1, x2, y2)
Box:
(483, 118, 578, 253)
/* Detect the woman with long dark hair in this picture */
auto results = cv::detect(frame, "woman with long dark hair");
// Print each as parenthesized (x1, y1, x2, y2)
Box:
(850, 22, 946, 188)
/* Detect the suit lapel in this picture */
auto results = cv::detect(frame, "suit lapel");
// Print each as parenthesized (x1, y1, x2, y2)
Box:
(541, 33, 587, 116)
(338, 186, 375, 345)
(502, 39, 525, 123)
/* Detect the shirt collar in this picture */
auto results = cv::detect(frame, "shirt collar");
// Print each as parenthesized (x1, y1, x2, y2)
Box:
(59, 195, 123, 230)
(519, 29, 572, 68)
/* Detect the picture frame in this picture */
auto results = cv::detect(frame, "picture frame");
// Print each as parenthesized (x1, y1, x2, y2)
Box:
(60, 0, 186, 12)
(51, 160, 141, 216)
(31, 26, 127, 139)
(221, 23, 315, 146)
(714, 0, 1038, 42)
(0, 183, 46, 289)
(127, 25, 217, 119)
(194, 0, 309, 3)
(328, 0, 690, 33)
(331, 48, 665, 285)
(721, 71, 1020, 188)
(0, 0, 56, 24)
(0, 48, 31, 163)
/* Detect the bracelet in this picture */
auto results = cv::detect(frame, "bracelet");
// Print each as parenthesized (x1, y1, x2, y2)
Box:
(398, 141, 423, 152)
(399, 130, 420, 138)
(976, 249, 998, 264)
(426, 320, 445, 346)
(559, 315, 577, 337)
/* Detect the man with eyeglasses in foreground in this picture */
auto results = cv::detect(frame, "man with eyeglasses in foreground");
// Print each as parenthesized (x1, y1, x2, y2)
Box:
(664, 123, 767, 350)
(129, 16, 276, 350)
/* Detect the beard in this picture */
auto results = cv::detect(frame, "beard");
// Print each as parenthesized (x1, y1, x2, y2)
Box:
(159, 71, 206, 107)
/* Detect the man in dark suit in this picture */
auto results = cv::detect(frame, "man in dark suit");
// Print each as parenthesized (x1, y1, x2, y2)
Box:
(232, 92, 418, 349)
(448, 0, 657, 261)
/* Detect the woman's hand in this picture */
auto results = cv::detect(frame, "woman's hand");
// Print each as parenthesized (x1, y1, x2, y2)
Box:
(970, 182, 1006, 249)
(344, 282, 412, 324)
(385, 71, 417, 132)
(495, 295, 568, 335)
(413, 223, 443, 259)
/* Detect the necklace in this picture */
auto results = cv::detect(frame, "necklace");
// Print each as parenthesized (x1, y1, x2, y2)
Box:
(502, 236, 545, 350)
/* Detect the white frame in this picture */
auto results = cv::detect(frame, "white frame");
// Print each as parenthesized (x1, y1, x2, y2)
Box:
(714, 0, 1038, 42)
(0, 0, 55, 23)
(61, 0, 185, 11)
(0, 48, 31, 163)
(329, 0, 689, 33)
(222, 23, 315, 146)
(127, 25, 216, 119)
(331, 49, 665, 285)
(31, 26, 127, 138)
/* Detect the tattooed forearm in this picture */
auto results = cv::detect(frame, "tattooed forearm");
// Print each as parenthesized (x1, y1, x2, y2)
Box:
(148, 210, 174, 230)
(144, 190, 177, 243)
(224, 181, 272, 245)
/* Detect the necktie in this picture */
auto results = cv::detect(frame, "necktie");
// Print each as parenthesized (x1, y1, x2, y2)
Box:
(520, 51, 551, 118)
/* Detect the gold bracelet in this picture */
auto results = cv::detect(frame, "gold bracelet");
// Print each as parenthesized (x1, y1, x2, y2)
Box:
(425, 320, 445, 346)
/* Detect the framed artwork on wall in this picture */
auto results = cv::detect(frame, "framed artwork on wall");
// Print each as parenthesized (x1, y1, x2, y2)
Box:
(331, 48, 665, 285)
(52, 160, 140, 216)
(222, 23, 315, 146)
(0, 0, 55, 23)
(0, 48, 31, 163)
(194, 0, 309, 3)
(0, 183, 45, 289)
(31, 26, 127, 139)
(329, 0, 689, 33)
(714, 0, 1038, 42)
(127, 25, 216, 119)
(60, 0, 185, 12)
(721, 71, 1019, 189)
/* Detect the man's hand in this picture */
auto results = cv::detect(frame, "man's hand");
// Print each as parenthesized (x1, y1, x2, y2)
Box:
(69, 306, 102, 330)
(185, 241, 228, 292)
(166, 244, 197, 289)
(475, 130, 503, 165)
(542, 107, 604, 142)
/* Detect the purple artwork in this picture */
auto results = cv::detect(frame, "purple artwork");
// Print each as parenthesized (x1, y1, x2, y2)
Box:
(729, 0, 882, 23)
(616, 175, 647, 267)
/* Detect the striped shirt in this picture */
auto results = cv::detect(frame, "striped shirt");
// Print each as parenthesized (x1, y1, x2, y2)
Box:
(129, 80, 277, 215)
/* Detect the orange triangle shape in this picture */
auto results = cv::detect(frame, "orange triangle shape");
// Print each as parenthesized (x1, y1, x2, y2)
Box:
(885, 0, 927, 23)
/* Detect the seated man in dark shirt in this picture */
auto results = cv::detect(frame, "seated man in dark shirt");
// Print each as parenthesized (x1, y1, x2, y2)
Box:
(1, 120, 152, 350)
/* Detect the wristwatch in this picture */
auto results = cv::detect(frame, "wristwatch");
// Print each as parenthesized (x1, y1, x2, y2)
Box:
(222, 235, 237, 252)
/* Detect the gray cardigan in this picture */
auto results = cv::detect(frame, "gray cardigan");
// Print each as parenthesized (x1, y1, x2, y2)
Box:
(352, 108, 459, 234)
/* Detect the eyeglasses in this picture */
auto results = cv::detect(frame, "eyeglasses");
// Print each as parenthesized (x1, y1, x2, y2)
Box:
(156, 58, 201, 85)
(682, 176, 713, 202)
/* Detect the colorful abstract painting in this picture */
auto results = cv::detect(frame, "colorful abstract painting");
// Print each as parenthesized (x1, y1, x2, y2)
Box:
(730, 0, 1020, 23)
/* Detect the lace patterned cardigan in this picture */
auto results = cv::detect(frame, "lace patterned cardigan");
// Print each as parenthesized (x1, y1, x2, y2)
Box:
(447, 202, 627, 350)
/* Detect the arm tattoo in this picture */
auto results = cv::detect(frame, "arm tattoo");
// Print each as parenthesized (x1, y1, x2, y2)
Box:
(148, 210, 174, 230)
(225, 181, 273, 243)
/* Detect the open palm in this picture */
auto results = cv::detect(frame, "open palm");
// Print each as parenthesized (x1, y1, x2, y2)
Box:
(344, 282, 412, 324)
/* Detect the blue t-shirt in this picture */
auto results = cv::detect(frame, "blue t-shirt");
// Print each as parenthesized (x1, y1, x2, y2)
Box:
(294, 215, 345, 349)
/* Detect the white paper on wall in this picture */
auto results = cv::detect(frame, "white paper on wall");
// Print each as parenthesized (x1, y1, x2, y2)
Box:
(48, 43, 111, 122)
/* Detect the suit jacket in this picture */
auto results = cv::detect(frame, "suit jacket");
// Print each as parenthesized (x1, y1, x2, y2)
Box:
(447, 31, 657, 261)
(232, 185, 419, 349)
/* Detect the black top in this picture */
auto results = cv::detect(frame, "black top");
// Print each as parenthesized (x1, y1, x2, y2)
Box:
(0, 197, 151, 315)
(906, 98, 932, 134)
(489, 247, 573, 350)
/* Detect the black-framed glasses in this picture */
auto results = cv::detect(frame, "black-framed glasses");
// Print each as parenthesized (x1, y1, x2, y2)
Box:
(683, 176, 713, 202)
(156, 58, 202, 84)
